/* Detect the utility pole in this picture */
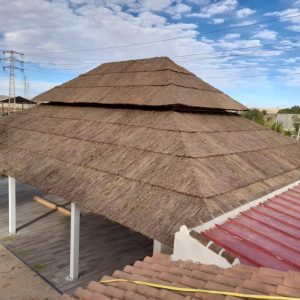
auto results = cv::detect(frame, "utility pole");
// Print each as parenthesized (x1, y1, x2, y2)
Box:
(0, 50, 24, 113)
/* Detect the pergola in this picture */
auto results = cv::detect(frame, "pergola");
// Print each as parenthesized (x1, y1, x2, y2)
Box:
(7, 177, 80, 279)
(2, 57, 300, 281)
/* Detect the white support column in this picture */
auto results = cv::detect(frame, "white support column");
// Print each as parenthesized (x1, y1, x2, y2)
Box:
(69, 202, 80, 280)
(153, 240, 173, 255)
(8, 176, 16, 235)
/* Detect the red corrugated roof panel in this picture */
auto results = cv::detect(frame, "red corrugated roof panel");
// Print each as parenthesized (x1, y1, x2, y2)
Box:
(203, 183, 300, 271)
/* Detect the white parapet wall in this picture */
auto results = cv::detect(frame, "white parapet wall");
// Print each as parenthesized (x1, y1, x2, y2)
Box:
(172, 180, 300, 268)
(172, 226, 235, 268)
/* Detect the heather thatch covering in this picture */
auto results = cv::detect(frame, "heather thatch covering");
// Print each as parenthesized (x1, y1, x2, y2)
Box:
(33, 57, 246, 111)
(0, 105, 299, 246)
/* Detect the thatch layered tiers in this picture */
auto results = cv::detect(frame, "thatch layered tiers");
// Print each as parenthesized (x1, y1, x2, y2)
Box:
(0, 105, 299, 245)
(33, 57, 246, 111)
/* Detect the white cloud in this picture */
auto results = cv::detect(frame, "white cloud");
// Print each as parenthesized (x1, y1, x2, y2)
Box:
(0, 0, 297, 99)
(138, 12, 166, 26)
(138, 0, 173, 12)
(192, 0, 237, 18)
(264, 8, 300, 32)
(236, 8, 255, 18)
(224, 33, 241, 39)
(287, 24, 300, 31)
(211, 18, 225, 24)
(166, 3, 191, 19)
(253, 29, 277, 40)
(293, 0, 300, 7)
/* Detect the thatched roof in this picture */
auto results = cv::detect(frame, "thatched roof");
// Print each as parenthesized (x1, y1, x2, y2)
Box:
(33, 57, 246, 111)
(0, 104, 299, 246)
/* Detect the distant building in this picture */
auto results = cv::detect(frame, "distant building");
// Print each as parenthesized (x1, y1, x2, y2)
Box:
(0, 96, 37, 115)
(277, 113, 300, 131)
(257, 107, 280, 115)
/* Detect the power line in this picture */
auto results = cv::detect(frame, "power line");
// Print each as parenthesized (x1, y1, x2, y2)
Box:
(22, 45, 300, 69)
(177, 46, 300, 63)
(172, 39, 300, 59)
(3, 12, 300, 55)
(20, 38, 298, 63)
(25, 62, 300, 76)
(204, 72, 300, 79)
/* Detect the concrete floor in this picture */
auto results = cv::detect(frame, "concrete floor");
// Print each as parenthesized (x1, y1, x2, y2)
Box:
(0, 178, 153, 294)
(0, 244, 60, 300)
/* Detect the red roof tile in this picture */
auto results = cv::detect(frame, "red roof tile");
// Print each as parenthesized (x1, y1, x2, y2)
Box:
(202, 184, 300, 272)
(62, 254, 300, 300)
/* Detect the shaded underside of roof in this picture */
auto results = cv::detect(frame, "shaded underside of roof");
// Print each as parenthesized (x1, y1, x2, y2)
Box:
(202, 184, 300, 272)
(33, 57, 247, 111)
(0, 104, 299, 245)
(62, 254, 300, 300)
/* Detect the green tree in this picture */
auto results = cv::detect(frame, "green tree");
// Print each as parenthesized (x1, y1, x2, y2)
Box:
(279, 106, 300, 114)
(242, 109, 266, 125)
(270, 121, 284, 133)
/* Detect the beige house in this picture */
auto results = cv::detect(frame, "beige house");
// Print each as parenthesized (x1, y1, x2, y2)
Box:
(0, 95, 37, 115)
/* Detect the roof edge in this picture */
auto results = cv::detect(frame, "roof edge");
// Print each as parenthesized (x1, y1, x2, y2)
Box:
(192, 179, 300, 233)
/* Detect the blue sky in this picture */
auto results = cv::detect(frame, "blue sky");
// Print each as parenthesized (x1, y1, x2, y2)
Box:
(0, 0, 299, 108)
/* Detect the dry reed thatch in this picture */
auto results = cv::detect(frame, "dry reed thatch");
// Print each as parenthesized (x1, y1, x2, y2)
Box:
(0, 104, 299, 245)
(33, 57, 246, 111)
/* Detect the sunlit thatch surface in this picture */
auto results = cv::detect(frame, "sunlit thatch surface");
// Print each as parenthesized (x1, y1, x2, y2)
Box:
(0, 104, 299, 245)
(33, 57, 246, 111)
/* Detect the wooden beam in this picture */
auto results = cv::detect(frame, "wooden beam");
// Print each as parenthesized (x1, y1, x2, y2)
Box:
(33, 196, 71, 217)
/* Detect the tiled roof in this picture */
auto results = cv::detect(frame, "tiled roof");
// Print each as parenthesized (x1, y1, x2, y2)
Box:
(61, 253, 300, 300)
(201, 184, 300, 272)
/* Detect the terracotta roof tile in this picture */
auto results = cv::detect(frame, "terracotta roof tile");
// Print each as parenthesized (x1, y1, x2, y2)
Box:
(276, 285, 300, 297)
(61, 295, 76, 300)
(64, 254, 300, 300)
(241, 279, 277, 294)
(214, 275, 243, 288)
(283, 277, 300, 289)
(181, 275, 206, 289)
(222, 269, 252, 280)
(250, 274, 283, 286)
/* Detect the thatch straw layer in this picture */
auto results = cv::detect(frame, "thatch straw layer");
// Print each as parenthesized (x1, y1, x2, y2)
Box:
(33, 57, 247, 111)
(0, 105, 299, 245)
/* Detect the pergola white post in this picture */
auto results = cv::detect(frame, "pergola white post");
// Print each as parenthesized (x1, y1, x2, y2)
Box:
(153, 240, 173, 255)
(69, 202, 80, 280)
(8, 176, 16, 235)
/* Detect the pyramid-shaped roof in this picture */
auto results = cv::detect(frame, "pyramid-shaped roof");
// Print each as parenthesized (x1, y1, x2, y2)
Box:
(0, 104, 299, 246)
(0, 57, 299, 246)
(33, 57, 247, 111)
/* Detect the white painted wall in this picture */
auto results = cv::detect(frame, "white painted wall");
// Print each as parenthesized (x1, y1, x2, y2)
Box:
(172, 226, 235, 268)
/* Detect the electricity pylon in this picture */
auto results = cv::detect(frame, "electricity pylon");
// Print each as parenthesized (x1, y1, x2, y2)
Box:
(0, 50, 24, 113)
